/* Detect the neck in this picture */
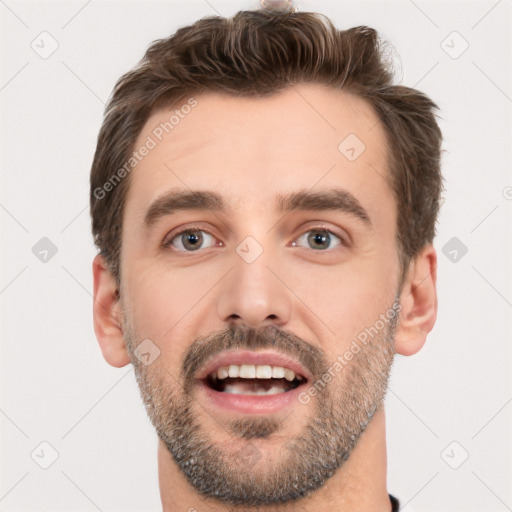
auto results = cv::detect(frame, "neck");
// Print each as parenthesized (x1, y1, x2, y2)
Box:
(158, 406, 392, 512)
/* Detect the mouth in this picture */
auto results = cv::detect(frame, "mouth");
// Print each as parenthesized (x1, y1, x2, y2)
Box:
(204, 364, 306, 395)
(195, 350, 311, 414)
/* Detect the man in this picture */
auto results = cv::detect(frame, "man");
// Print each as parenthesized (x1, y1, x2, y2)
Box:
(90, 6, 441, 511)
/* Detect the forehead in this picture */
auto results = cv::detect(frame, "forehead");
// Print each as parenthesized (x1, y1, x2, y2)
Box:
(125, 83, 394, 224)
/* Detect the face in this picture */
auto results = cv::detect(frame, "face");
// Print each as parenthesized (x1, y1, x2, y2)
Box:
(119, 84, 403, 505)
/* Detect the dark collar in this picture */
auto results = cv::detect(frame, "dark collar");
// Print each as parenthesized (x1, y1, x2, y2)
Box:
(389, 493, 400, 511)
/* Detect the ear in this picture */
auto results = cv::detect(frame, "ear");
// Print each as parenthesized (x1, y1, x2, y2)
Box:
(395, 244, 438, 356)
(92, 254, 131, 367)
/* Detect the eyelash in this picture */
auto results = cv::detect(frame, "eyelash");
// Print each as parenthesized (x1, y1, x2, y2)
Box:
(162, 225, 347, 252)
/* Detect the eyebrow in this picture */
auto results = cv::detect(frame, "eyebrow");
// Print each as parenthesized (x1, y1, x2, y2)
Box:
(143, 188, 372, 228)
(276, 188, 371, 226)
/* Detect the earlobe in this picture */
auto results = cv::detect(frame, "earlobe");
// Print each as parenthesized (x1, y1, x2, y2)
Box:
(395, 245, 438, 356)
(92, 254, 131, 368)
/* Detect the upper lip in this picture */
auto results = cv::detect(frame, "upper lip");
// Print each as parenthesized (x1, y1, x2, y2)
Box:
(196, 350, 312, 382)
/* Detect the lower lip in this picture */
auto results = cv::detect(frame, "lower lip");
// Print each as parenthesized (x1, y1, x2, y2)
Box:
(198, 381, 307, 415)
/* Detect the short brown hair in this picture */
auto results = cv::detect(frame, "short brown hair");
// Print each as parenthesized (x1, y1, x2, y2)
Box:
(90, 9, 443, 288)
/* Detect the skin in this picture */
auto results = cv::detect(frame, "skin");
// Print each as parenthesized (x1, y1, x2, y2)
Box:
(92, 83, 437, 511)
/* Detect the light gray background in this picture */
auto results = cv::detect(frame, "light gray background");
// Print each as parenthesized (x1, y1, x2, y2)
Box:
(1, 0, 511, 510)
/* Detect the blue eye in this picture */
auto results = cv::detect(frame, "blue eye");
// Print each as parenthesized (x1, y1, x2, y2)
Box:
(163, 227, 345, 253)
(165, 229, 217, 252)
(292, 229, 343, 250)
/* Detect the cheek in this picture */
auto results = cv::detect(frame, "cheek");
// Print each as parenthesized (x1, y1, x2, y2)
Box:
(287, 247, 399, 344)
(124, 261, 219, 341)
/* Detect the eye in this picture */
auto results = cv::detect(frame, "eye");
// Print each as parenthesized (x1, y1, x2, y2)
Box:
(163, 228, 220, 252)
(291, 228, 344, 251)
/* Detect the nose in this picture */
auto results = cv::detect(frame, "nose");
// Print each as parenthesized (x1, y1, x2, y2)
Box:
(216, 241, 292, 329)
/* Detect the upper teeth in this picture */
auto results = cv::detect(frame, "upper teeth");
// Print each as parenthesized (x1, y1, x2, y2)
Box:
(212, 364, 300, 381)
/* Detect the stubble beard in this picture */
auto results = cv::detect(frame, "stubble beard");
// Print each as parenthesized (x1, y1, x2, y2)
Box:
(122, 300, 399, 507)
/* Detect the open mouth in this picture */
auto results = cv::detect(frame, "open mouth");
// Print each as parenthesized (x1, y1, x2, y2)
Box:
(202, 364, 307, 396)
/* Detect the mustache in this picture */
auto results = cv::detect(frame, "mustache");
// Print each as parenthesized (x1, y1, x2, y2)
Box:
(181, 324, 330, 387)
